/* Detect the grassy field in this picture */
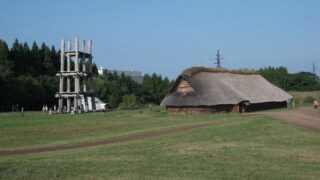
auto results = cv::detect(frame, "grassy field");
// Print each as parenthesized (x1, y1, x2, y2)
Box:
(1, 107, 320, 179)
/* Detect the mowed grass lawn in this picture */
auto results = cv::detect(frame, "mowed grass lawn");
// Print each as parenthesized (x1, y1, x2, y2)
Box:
(0, 107, 320, 179)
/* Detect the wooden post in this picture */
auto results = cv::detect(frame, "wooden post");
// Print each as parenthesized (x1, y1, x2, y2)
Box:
(82, 40, 88, 112)
(75, 36, 79, 72)
(67, 40, 71, 71)
(58, 97, 63, 113)
(67, 40, 71, 93)
(67, 98, 70, 113)
(74, 37, 80, 113)
(74, 96, 78, 113)
(60, 39, 65, 72)
(74, 37, 80, 93)
(82, 40, 86, 71)
(82, 40, 87, 92)
(66, 40, 71, 113)
(59, 39, 65, 93)
(88, 39, 92, 73)
(58, 39, 65, 112)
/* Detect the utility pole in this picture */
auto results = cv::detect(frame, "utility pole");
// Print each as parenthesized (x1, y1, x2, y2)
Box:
(215, 50, 221, 68)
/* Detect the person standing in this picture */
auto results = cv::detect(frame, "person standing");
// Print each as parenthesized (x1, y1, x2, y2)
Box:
(313, 100, 318, 109)
(42, 105, 45, 115)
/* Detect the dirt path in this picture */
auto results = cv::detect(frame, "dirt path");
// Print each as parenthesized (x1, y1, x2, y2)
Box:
(0, 118, 251, 157)
(258, 107, 320, 132)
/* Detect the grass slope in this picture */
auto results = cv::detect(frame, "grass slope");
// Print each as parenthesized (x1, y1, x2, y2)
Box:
(1, 108, 320, 179)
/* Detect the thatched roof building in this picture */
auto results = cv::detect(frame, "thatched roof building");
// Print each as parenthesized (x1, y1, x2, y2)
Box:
(161, 67, 293, 114)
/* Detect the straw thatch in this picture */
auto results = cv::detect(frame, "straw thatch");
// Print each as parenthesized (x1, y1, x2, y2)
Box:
(182, 66, 258, 76)
(161, 67, 292, 108)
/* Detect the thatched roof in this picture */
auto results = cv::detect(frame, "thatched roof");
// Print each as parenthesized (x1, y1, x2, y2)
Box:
(161, 67, 292, 106)
(182, 66, 258, 76)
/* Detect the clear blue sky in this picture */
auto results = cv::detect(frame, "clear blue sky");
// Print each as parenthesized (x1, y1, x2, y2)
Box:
(1, 0, 320, 78)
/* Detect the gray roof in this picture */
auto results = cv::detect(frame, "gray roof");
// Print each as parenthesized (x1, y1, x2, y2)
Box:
(104, 69, 143, 84)
(107, 70, 142, 77)
(161, 71, 293, 106)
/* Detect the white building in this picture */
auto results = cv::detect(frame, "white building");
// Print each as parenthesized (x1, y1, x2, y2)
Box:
(98, 67, 144, 84)
(79, 95, 106, 112)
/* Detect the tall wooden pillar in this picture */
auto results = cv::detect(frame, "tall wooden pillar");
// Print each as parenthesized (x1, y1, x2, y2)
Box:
(74, 37, 79, 112)
(88, 39, 92, 73)
(58, 39, 65, 112)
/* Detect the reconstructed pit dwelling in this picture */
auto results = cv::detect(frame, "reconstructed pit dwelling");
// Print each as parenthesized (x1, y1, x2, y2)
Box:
(55, 37, 96, 113)
(161, 67, 293, 115)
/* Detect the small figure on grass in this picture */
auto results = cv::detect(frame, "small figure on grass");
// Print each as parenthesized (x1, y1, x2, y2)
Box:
(80, 104, 84, 113)
(313, 100, 318, 110)
(21, 107, 24, 117)
(71, 107, 75, 115)
(103, 104, 107, 113)
(42, 105, 45, 115)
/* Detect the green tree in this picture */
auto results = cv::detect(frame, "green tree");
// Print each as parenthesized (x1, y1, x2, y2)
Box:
(119, 94, 139, 109)
(0, 40, 11, 111)
(0, 40, 10, 69)
(286, 72, 320, 91)
(10, 38, 24, 74)
(31, 41, 42, 76)
(259, 66, 289, 89)
(41, 43, 55, 76)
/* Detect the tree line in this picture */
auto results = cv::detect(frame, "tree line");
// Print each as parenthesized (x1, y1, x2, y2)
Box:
(0, 38, 173, 111)
(1, 38, 319, 112)
(0, 39, 60, 111)
(259, 66, 320, 91)
(95, 71, 173, 109)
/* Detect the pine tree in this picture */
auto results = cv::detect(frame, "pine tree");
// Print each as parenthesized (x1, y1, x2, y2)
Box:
(51, 46, 59, 73)
(0, 40, 11, 111)
(0, 39, 10, 70)
(31, 41, 42, 76)
(43, 45, 54, 75)
(22, 42, 32, 75)
(10, 38, 22, 74)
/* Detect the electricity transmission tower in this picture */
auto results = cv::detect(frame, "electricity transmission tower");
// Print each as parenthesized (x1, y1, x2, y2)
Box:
(312, 61, 317, 75)
(215, 50, 222, 68)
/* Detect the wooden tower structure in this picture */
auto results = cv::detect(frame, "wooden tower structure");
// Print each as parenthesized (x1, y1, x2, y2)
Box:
(56, 36, 96, 113)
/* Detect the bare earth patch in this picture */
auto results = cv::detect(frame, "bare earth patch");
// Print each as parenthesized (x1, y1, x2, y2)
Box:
(258, 107, 320, 132)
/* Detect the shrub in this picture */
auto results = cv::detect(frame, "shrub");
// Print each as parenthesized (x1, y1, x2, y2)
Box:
(119, 94, 140, 109)
(303, 96, 315, 104)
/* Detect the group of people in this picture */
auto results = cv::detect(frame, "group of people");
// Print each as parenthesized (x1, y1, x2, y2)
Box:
(42, 105, 57, 115)
(43, 104, 85, 114)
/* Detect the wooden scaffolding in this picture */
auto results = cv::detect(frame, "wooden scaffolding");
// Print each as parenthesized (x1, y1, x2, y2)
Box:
(56, 37, 96, 113)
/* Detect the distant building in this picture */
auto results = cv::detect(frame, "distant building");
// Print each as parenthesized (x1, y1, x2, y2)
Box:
(98, 67, 144, 84)
(98, 67, 104, 75)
